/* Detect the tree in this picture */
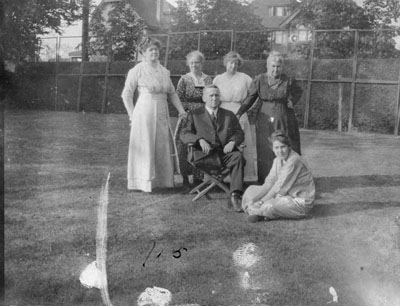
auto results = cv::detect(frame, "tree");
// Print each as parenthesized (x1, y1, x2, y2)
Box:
(363, 0, 400, 25)
(89, 0, 146, 61)
(195, 0, 264, 31)
(288, 0, 399, 58)
(170, 0, 197, 33)
(81, 0, 90, 61)
(169, 0, 269, 60)
(2, 0, 80, 63)
(293, 0, 374, 30)
(358, 0, 400, 58)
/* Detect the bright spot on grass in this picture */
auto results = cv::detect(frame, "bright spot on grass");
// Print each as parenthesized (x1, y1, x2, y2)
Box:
(241, 271, 251, 290)
(79, 261, 102, 289)
(233, 243, 264, 291)
(233, 242, 260, 268)
(137, 286, 172, 306)
(327, 286, 338, 304)
(358, 281, 400, 306)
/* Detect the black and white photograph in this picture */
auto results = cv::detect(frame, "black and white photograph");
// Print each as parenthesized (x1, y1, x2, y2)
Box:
(2, 0, 400, 305)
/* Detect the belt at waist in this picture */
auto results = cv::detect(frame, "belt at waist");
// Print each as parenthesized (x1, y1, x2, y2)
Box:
(261, 99, 287, 104)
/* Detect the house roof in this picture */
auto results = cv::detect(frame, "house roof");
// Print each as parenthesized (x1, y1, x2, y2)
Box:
(279, 8, 302, 28)
(258, 0, 292, 5)
(127, 0, 160, 29)
(250, 0, 297, 28)
(68, 50, 82, 57)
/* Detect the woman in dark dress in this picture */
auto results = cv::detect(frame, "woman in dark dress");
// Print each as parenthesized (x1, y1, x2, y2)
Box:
(236, 51, 303, 184)
(175, 50, 213, 186)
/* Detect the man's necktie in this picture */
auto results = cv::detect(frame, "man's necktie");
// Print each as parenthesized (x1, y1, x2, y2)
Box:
(211, 111, 217, 128)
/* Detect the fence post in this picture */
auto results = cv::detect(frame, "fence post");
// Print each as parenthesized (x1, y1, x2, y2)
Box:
(164, 33, 170, 67)
(76, 61, 84, 112)
(395, 60, 400, 135)
(232, 30, 237, 51)
(348, 30, 359, 132)
(54, 36, 60, 111)
(101, 38, 112, 114)
(338, 75, 343, 132)
(36, 39, 42, 62)
(197, 30, 201, 51)
(230, 30, 234, 51)
(135, 39, 139, 63)
(304, 30, 315, 129)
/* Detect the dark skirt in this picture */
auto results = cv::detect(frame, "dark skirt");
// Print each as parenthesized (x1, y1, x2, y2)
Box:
(175, 101, 204, 178)
(255, 102, 301, 183)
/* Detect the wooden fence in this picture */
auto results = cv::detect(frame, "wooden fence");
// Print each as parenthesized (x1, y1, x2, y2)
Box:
(41, 29, 400, 135)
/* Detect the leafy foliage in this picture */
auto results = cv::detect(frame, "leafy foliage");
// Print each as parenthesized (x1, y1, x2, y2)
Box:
(169, 0, 270, 60)
(2, 0, 80, 63)
(294, 0, 374, 30)
(358, 29, 400, 58)
(290, 0, 399, 58)
(89, 0, 146, 61)
(363, 0, 400, 25)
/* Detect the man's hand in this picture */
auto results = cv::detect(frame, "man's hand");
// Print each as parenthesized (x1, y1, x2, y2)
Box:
(223, 141, 236, 154)
(199, 139, 211, 154)
(287, 100, 294, 109)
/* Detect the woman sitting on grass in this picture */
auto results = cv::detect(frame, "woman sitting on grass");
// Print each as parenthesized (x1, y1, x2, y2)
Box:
(242, 131, 315, 223)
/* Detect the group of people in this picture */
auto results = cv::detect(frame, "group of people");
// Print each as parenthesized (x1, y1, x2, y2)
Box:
(121, 37, 316, 223)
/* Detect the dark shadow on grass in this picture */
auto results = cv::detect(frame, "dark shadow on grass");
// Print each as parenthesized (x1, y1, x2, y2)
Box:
(311, 201, 400, 219)
(315, 174, 400, 194)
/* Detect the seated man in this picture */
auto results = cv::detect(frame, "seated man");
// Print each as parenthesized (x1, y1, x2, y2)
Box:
(180, 84, 245, 211)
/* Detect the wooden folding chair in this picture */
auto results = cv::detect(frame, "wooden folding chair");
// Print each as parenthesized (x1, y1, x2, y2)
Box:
(174, 116, 244, 202)
(187, 143, 230, 202)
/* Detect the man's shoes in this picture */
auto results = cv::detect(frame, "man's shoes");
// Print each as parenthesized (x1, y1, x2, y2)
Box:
(230, 192, 243, 213)
(247, 215, 265, 223)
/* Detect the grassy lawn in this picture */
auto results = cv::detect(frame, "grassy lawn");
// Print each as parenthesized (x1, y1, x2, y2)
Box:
(4, 110, 400, 306)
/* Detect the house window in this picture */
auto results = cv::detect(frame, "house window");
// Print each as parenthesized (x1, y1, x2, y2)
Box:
(274, 31, 285, 44)
(268, 6, 290, 17)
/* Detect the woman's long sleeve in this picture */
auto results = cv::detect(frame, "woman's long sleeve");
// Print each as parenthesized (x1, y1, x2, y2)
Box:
(121, 68, 138, 119)
(252, 159, 278, 200)
(236, 76, 259, 117)
(167, 77, 185, 114)
(176, 77, 186, 101)
(288, 77, 303, 105)
(270, 160, 302, 196)
(168, 92, 185, 114)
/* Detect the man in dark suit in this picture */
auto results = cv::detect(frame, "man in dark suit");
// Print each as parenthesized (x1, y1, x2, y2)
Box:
(180, 84, 245, 211)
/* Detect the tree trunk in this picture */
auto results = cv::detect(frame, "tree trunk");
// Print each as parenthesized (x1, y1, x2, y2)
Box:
(81, 0, 90, 62)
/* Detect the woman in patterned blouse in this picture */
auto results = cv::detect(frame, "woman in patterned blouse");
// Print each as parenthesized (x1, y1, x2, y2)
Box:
(175, 51, 213, 186)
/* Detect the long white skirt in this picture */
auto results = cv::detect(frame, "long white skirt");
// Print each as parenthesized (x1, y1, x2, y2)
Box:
(127, 90, 177, 192)
(242, 185, 310, 219)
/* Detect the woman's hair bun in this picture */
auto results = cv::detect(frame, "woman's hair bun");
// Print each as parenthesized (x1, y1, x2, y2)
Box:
(270, 130, 291, 147)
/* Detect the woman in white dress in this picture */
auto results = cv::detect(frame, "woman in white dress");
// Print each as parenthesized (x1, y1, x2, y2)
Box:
(213, 51, 256, 180)
(121, 37, 186, 192)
